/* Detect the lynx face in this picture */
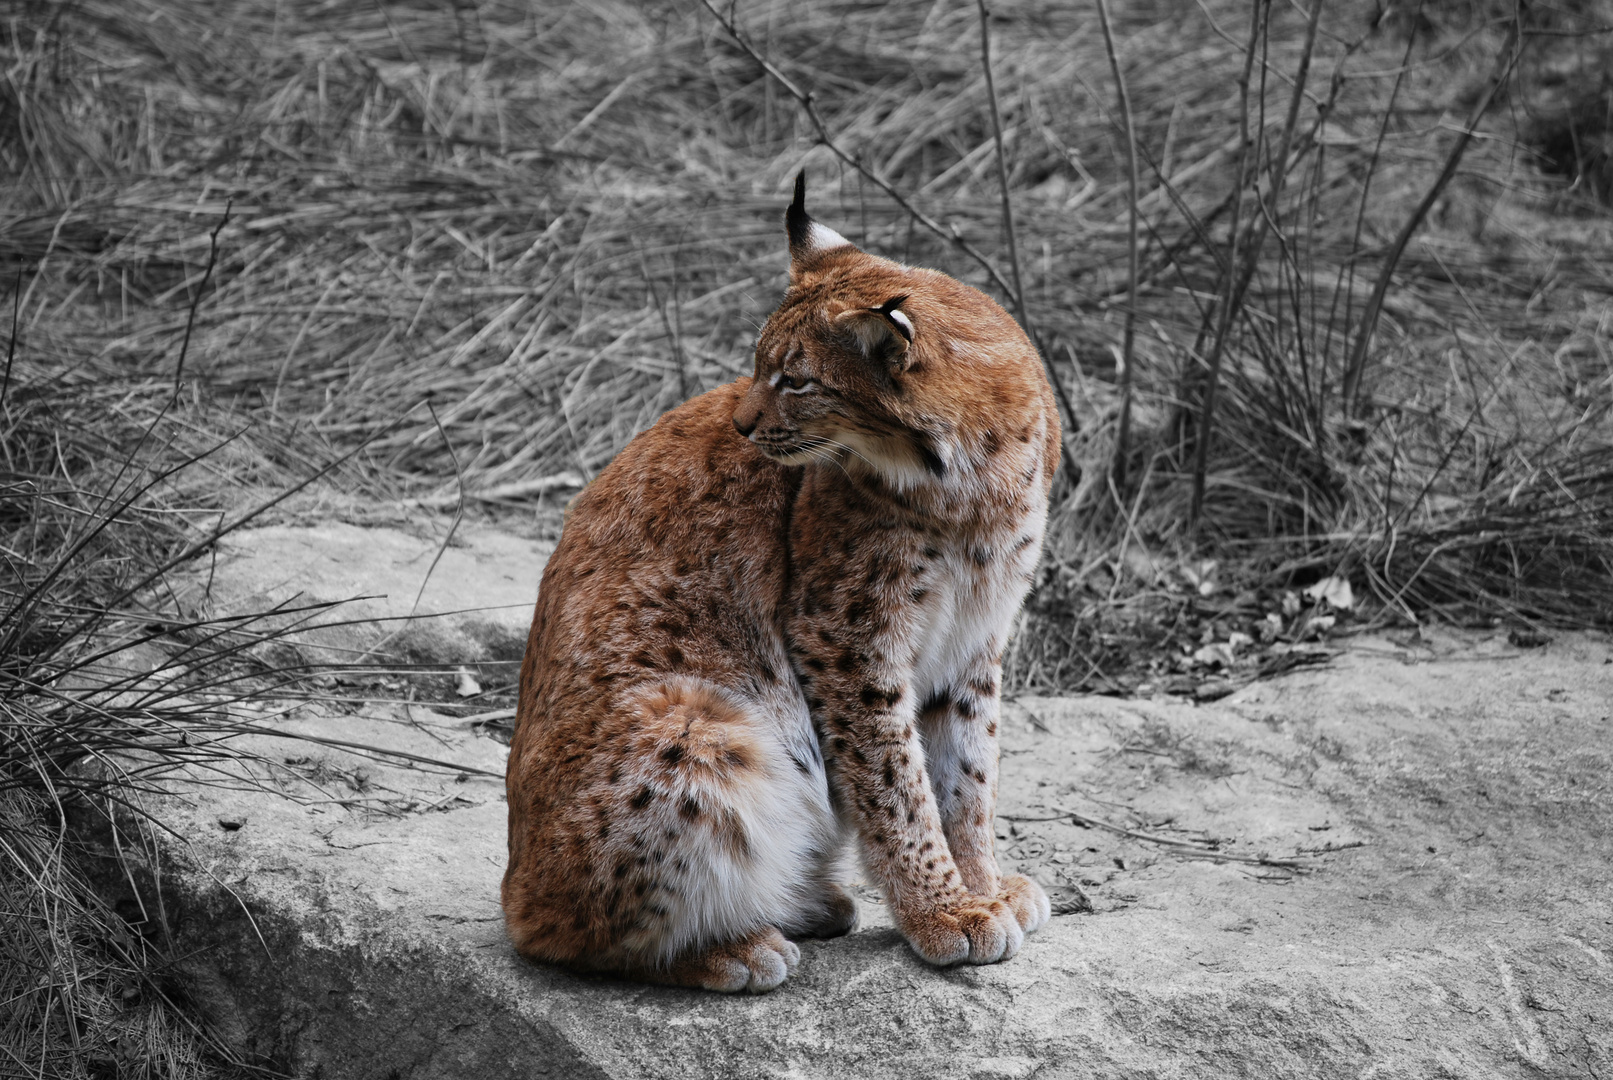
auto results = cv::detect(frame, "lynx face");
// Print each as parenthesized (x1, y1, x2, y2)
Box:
(733, 191, 1054, 495)
(734, 287, 936, 483)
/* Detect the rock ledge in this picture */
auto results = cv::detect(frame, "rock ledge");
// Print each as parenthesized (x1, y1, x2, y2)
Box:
(93, 525, 1613, 1079)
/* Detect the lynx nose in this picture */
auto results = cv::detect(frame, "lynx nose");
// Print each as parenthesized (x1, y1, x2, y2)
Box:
(732, 404, 760, 438)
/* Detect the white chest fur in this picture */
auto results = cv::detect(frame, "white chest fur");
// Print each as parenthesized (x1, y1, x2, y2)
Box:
(908, 496, 1045, 698)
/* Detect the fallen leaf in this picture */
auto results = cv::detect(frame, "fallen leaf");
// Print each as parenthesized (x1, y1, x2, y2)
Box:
(455, 667, 483, 697)
(1300, 613, 1336, 641)
(1181, 558, 1221, 597)
(1047, 884, 1094, 916)
(1122, 542, 1164, 583)
(1305, 575, 1355, 611)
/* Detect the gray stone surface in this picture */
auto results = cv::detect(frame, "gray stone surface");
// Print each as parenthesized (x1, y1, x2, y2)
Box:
(172, 520, 552, 665)
(99, 525, 1613, 1079)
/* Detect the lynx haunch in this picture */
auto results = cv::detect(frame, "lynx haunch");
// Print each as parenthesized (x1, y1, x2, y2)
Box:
(503, 174, 1059, 992)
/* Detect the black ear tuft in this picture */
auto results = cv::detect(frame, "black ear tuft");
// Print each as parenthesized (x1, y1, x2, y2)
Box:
(786, 171, 811, 251)
(785, 171, 854, 275)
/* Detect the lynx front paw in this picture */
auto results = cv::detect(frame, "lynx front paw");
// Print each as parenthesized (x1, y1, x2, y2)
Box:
(899, 894, 1025, 967)
(999, 873, 1051, 933)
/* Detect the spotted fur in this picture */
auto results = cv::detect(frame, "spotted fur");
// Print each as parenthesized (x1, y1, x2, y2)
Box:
(503, 174, 1057, 992)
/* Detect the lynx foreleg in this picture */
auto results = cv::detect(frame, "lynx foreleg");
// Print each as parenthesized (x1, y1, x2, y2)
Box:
(918, 659, 1004, 897)
(919, 657, 1050, 936)
(803, 660, 1024, 967)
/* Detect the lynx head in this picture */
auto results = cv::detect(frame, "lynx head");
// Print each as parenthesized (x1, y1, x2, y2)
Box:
(732, 174, 1057, 494)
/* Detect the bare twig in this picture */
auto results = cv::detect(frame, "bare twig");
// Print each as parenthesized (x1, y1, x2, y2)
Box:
(172, 198, 232, 398)
(1188, 0, 1266, 529)
(975, 0, 1083, 485)
(1, 267, 20, 410)
(639, 242, 689, 402)
(976, 0, 1029, 332)
(1324, 5, 1418, 416)
(1341, 15, 1526, 415)
(697, 0, 1014, 298)
(1093, 0, 1140, 490)
(456, 706, 516, 726)
(1001, 806, 1314, 870)
(1258, 0, 1324, 265)
(408, 401, 467, 618)
(1186, 0, 1320, 528)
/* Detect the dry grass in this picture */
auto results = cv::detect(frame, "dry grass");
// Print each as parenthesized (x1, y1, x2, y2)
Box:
(0, 349, 481, 1077)
(0, 789, 236, 1080)
(3, 0, 1613, 1069)
(3, 0, 1606, 621)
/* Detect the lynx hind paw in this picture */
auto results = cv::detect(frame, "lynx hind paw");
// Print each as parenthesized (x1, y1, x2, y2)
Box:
(790, 883, 859, 940)
(901, 895, 1025, 968)
(1000, 873, 1051, 934)
(682, 927, 801, 994)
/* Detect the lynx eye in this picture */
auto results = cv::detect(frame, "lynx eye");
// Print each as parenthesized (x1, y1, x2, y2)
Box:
(778, 372, 812, 391)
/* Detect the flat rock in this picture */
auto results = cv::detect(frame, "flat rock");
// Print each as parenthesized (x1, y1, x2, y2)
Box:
(93, 525, 1613, 1079)
(171, 521, 553, 665)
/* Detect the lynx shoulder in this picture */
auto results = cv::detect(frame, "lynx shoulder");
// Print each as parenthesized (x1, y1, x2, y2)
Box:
(502, 174, 1058, 992)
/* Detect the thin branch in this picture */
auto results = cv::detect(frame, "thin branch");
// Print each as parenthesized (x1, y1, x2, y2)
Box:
(1188, 0, 1267, 530)
(975, 0, 1083, 485)
(172, 198, 232, 398)
(1093, 0, 1140, 491)
(1001, 806, 1314, 871)
(398, 471, 584, 508)
(2, 266, 21, 411)
(1323, 4, 1418, 418)
(1341, 14, 1526, 415)
(408, 400, 465, 618)
(1185, 0, 1320, 528)
(639, 242, 688, 402)
(697, 0, 1013, 297)
(976, 0, 1029, 331)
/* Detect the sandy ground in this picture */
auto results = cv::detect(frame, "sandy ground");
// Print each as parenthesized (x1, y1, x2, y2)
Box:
(81, 523, 1613, 1079)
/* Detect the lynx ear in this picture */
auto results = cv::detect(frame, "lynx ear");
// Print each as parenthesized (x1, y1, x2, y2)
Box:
(835, 297, 913, 376)
(787, 171, 853, 280)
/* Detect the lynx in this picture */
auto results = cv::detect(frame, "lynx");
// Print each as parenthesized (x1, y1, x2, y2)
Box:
(503, 174, 1059, 992)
